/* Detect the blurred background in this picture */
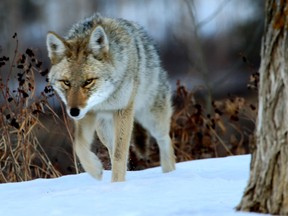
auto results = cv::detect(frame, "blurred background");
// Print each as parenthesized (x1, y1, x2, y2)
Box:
(0, 0, 264, 180)
(1, 0, 264, 95)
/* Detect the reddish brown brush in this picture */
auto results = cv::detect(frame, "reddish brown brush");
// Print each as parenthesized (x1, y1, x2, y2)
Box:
(170, 81, 256, 162)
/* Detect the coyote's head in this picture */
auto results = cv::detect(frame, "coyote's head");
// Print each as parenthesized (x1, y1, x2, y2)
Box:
(46, 26, 117, 120)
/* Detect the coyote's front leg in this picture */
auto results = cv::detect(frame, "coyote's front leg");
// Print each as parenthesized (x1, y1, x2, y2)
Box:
(112, 102, 134, 182)
(74, 115, 103, 180)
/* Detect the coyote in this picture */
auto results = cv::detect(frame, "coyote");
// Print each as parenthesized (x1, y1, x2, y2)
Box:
(46, 13, 175, 182)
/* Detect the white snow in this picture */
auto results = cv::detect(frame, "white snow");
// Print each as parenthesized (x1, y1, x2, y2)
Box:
(0, 155, 261, 216)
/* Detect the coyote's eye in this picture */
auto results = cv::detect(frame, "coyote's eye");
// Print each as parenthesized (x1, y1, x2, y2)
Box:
(83, 78, 96, 88)
(60, 80, 71, 87)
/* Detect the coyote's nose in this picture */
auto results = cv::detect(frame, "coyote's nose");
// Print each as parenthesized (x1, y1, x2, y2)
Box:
(70, 108, 80, 117)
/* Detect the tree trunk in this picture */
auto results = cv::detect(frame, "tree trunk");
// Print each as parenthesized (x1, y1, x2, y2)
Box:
(236, 0, 288, 214)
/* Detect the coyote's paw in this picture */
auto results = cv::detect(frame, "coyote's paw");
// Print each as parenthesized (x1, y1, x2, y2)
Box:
(161, 154, 176, 173)
(89, 167, 103, 180)
(77, 148, 104, 180)
(85, 154, 104, 180)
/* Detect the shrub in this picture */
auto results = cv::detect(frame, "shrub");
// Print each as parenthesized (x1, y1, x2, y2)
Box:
(0, 34, 60, 182)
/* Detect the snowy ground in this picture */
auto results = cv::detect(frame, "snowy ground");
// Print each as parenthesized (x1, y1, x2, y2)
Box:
(0, 155, 261, 216)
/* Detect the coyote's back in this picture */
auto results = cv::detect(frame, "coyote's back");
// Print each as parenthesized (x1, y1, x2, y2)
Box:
(47, 13, 176, 182)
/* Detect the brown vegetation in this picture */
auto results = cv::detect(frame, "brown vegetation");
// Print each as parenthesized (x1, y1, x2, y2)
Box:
(0, 34, 61, 182)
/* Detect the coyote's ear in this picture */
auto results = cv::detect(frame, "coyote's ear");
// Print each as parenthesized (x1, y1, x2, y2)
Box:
(46, 32, 66, 62)
(89, 26, 109, 55)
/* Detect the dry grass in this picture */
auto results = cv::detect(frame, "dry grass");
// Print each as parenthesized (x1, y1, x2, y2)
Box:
(0, 34, 61, 182)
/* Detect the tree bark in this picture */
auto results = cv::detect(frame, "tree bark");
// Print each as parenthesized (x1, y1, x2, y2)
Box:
(237, 0, 288, 214)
